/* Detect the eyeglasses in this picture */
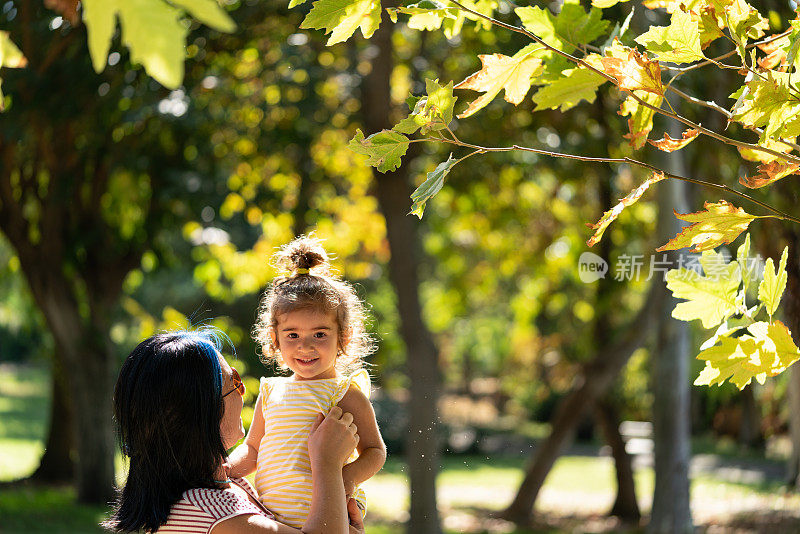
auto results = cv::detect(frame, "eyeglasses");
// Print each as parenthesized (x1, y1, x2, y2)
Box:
(222, 368, 245, 399)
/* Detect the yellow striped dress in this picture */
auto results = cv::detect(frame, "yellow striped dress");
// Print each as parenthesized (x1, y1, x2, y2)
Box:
(254, 370, 369, 528)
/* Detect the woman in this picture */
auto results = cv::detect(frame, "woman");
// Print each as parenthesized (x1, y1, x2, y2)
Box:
(104, 330, 363, 534)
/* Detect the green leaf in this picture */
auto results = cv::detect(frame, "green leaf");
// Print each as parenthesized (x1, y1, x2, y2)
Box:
(82, 0, 118, 73)
(657, 200, 757, 253)
(666, 249, 741, 329)
(393, 0, 458, 32)
(758, 246, 788, 318)
(300, 0, 381, 45)
(409, 154, 457, 218)
(532, 66, 606, 112)
(83, 0, 234, 89)
(119, 0, 187, 89)
(423, 78, 457, 127)
(349, 129, 409, 173)
(634, 8, 704, 64)
(289, 0, 308, 7)
(762, 321, 800, 372)
(516, 3, 608, 54)
(0, 31, 26, 111)
(393, 80, 457, 135)
(169, 0, 236, 32)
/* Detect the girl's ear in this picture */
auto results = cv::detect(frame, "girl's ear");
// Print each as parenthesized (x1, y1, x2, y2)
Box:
(269, 327, 279, 351)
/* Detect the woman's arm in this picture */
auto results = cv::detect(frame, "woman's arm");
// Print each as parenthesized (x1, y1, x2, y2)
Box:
(212, 407, 360, 534)
(337, 386, 386, 496)
(227, 390, 266, 478)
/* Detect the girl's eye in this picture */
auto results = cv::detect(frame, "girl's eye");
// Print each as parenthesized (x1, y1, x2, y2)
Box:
(314, 332, 327, 338)
(286, 333, 298, 339)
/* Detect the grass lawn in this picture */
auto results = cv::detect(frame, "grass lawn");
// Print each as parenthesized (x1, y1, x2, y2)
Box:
(2, 364, 800, 533)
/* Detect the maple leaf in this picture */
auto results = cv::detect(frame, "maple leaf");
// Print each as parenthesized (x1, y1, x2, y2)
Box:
(601, 49, 664, 96)
(666, 249, 742, 329)
(515, 3, 608, 54)
(423, 78, 457, 128)
(455, 49, 544, 118)
(300, 0, 381, 45)
(393, 80, 457, 135)
(349, 129, 409, 173)
(657, 200, 758, 252)
(648, 128, 700, 152)
(532, 66, 607, 112)
(694, 334, 769, 389)
(634, 8, 704, 64)
(740, 161, 800, 188)
(586, 172, 665, 247)
(82, 0, 235, 89)
(619, 90, 662, 149)
(409, 154, 458, 218)
(758, 246, 788, 318)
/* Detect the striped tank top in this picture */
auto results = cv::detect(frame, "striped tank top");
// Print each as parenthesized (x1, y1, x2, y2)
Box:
(254, 370, 369, 528)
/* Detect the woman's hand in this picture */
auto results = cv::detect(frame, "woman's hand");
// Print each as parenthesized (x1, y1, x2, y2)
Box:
(347, 499, 364, 534)
(308, 406, 359, 470)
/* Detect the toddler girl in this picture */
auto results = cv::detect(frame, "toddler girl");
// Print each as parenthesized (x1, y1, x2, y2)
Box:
(228, 236, 386, 528)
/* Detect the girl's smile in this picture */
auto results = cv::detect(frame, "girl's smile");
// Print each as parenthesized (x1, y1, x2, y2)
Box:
(272, 308, 340, 380)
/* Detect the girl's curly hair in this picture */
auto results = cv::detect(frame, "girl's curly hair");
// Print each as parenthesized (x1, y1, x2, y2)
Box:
(253, 235, 374, 375)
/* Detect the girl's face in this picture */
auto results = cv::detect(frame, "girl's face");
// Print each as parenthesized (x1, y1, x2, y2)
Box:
(272, 308, 340, 380)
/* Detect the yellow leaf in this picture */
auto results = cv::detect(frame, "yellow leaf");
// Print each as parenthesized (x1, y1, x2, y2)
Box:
(666, 250, 741, 329)
(619, 90, 662, 149)
(657, 200, 757, 252)
(600, 48, 663, 96)
(586, 171, 665, 247)
(694, 335, 768, 389)
(758, 246, 788, 317)
(648, 128, 700, 152)
(455, 50, 543, 118)
(737, 136, 795, 164)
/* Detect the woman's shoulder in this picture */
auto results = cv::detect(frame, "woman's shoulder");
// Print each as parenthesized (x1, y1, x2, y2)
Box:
(180, 478, 264, 519)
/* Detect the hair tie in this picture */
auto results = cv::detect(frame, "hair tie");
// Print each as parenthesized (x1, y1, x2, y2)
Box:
(295, 268, 309, 275)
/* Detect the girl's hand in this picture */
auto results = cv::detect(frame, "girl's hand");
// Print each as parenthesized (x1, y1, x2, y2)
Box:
(347, 498, 365, 534)
(308, 406, 359, 469)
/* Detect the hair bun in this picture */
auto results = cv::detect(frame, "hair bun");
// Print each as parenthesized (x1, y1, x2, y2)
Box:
(275, 235, 330, 275)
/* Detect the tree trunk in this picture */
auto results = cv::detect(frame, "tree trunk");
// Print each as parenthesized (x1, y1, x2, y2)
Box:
(361, 5, 442, 533)
(30, 356, 75, 484)
(25, 271, 116, 504)
(500, 281, 662, 524)
(738, 386, 762, 450)
(781, 228, 800, 487)
(647, 176, 693, 534)
(595, 398, 640, 522)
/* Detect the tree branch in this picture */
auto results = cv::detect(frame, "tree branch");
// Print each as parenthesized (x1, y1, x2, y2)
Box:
(443, 0, 800, 166)
(422, 134, 800, 224)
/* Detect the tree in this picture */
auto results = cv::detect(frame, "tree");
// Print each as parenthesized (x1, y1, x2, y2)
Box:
(0, 2, 236, 502)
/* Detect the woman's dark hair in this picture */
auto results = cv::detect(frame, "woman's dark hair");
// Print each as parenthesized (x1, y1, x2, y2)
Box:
(104, 330, 228, 533)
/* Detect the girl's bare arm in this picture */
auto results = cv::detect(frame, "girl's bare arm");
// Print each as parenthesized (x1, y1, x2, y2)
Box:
(337, 386, 387, 495)
(227, 390, 266, 478)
